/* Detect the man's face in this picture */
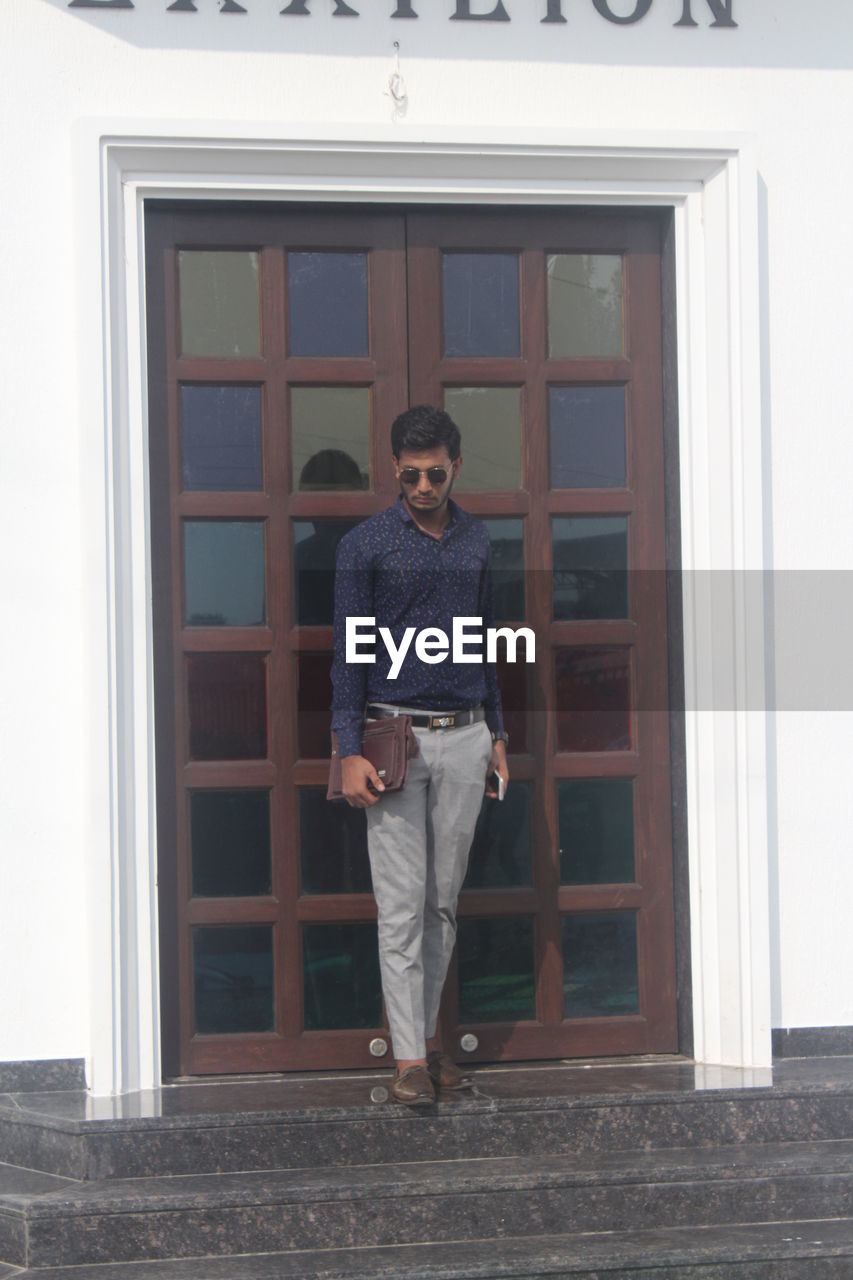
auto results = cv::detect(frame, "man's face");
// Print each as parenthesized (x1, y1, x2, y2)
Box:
(394, 447, 461, 515)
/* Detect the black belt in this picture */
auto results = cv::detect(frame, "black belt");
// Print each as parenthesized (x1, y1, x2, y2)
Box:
(366, 704, 486, 731)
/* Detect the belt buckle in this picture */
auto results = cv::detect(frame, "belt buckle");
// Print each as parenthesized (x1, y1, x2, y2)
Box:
(428, 712, 456, 730)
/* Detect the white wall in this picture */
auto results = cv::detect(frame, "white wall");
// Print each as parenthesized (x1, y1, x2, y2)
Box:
(2, 0, 852, 1067)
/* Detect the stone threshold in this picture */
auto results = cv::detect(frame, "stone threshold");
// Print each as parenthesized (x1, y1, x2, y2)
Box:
(2, 1054, 853, 1134)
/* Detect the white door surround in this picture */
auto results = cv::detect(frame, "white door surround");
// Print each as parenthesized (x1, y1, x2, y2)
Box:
(75, 125, 770, 1094)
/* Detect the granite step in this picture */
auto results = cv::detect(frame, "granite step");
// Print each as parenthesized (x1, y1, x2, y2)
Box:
(0, 1164, 79, 1269)
(2, 1058, 853, 1181)
(7, 1218, 853, 1278)
(4, 1140, 853, 1268)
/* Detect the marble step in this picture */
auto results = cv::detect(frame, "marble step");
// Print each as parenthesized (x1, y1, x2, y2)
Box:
(4, 1140, 853, 1268)
(7, 1218, 853, 1279)
(2, 1058, 853, 1181)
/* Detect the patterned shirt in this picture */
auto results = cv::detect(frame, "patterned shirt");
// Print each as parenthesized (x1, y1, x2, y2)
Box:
(331, 496, 505, 757)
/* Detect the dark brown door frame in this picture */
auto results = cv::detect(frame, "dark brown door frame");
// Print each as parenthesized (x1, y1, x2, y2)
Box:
(146, 200, 688, 1078)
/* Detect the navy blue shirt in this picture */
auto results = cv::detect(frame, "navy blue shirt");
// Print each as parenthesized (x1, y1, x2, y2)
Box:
(331, 496, 505, 757)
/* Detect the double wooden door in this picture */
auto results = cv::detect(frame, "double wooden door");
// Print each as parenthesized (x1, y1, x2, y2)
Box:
(146, 202, 678, 1077)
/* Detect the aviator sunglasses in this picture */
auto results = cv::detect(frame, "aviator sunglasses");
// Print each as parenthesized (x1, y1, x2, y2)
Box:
(398, 465, 451, 486)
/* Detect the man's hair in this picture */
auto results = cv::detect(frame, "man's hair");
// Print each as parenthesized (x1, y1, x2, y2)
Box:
(391, 404, 461, 462)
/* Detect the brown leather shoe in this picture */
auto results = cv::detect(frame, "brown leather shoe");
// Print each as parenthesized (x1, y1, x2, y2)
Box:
(391, 1063, 435, 1107)
(426, 1050, 472, 1091)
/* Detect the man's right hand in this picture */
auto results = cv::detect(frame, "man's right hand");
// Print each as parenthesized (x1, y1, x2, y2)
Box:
(341, 755, 386, 808)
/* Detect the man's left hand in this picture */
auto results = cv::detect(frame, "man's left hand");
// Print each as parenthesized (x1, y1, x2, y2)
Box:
(485, 738, 509, 799)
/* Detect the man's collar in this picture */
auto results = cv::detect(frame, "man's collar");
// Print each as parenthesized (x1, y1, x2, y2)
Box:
(394, 494, 464, 528)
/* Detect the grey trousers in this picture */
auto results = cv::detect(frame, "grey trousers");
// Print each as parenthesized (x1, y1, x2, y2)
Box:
(365, 716, 493, 1061)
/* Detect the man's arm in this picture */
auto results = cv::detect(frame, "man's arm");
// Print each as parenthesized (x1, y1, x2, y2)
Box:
(330, 531, 386, 807)
(331, 532, 371, 757)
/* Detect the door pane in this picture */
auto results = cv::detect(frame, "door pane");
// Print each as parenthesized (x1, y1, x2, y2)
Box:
(547, 254, 623, 358)
(187, 654, 267, 760)
(484, 518, 525, 622)
(303, 923, 382, 1030)
(296, 653, 333, 759)
(292, 387, 371, 492)
(184, 521, 265, 627)
(181, 385, 263, 492)
(191, 791, 272, 898)
(178, 250, 260, 358)
(193, 925, 274, 1034)
(458, 917, 536, 1022)
(497, 658, 529, 755)
(562, 912, 639, 1018)
(444, 388, 522, 490)
(549, 386, 626, 489)
(442, 252, 520, 357)
(464, 784, 532, 889)
(299, 788, 372, 894)
(294, 519, 362, 626)
(558, 780, 635, 885)
(287, 252, 369, 357)
(554, 648, 631, 752)
(553, 516, 628, 621)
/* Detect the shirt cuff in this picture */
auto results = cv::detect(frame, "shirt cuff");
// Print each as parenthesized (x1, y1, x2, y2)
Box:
(485, 711, 506, 738)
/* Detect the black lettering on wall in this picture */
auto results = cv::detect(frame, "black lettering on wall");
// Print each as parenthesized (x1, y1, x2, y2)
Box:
(675, 0, 736, 27)
(167, 0, 197, 9)
(592, 0, 653, 23)
(542, 0, 567, 23)
(391, 0, 418, 15)
(68, 0, 134, 8)
(281, 0, 359, 15)
(451, 0, 511, 21)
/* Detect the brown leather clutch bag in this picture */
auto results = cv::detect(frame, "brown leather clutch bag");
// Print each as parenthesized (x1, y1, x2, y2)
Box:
(326, 716, 420, 802)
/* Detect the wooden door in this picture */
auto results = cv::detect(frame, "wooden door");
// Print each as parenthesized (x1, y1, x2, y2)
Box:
(146, 203, 677, 1076)
(407, 209, 677, 1062)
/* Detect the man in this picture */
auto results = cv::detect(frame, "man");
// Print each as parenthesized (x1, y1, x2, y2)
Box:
(331, 405, 510, 1106)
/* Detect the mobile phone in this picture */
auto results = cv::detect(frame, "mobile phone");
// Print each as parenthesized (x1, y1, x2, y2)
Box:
(490, 771, 505, 801)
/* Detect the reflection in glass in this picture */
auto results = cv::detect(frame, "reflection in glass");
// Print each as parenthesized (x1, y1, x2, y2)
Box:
(193, 925, 274, 1034)
(444, 388, 521, 490)
(497, 658, 529, 756)
(178, 250, 260, 358)
(442, 253, 520, 358)
(547, 254, 623, 358)
(288, 252, 369, 357)
(184, 521, 265, 627)
(191, 791, 272, 898)
(558, 780, 635, 885)
(297, 653, 333, 759)
(555, 648, 631, 753)
(553, 516, 628, 620)
(563, 912, 638, 1018)
(187, 654, 267, 760)
(299, 788, 371, 895)
(294, 520, 361, 626)
(458, 917, 536, 1023)
(303, 923, 382, 1030)
(292, 387, 371, 492)
(483, 518, 525, 622)
(464, 784, 531, 889)
(181, 385, 263, 491)
(550, 387, 626, 489)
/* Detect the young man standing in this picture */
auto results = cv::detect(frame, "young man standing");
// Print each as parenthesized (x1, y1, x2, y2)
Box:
(331, 405, 510, 1106)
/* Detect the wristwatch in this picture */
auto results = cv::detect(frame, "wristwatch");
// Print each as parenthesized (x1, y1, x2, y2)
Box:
(491, 731, 509, 746)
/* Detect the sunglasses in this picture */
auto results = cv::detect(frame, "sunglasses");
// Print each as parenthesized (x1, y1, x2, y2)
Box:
(398, 466, 450, 487)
